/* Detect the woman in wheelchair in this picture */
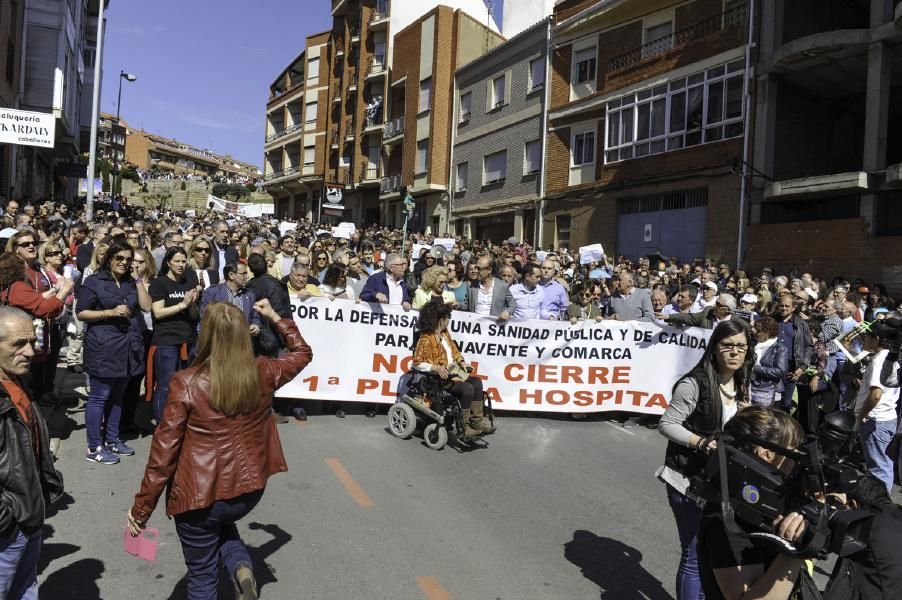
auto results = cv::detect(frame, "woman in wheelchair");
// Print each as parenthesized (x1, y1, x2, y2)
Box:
(412, 302, 496, 438)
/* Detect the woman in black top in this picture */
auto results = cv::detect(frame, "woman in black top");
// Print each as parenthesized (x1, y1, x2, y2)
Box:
(147, 247, 201, 422)
(697, 406, 806, 600)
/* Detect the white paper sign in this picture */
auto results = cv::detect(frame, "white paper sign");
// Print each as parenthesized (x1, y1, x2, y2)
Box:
(279, 221, 298, 236)
(536, 251, 548, 262)
(434, 237, 455, 252)
(412, 243, 430, 260)
(0, 108, 55, 148)
(579, 243, 605, 265)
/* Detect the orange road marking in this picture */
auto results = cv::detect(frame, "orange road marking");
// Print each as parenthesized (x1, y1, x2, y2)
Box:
(325, 458, 373, 508)
(416, 576, 450, 600)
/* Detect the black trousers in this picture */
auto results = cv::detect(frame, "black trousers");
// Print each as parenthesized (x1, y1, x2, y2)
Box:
(447, 376, 483, 410)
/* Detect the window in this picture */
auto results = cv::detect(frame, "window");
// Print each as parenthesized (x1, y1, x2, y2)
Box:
(524, 140, 541, 175)
(483, 150, 507, 185)
(340, 155, 351, 167)
(529, 57, 545, 92)
(491, 75, 505, 110)
(556, 215, 571, 249)
(307, 57, 320, 82)
(419, 78, 432, 113)
(456, 162, 468, 192)
(305, 101, 318, 123)
(416, 140, 428, 174)
(573, 131, 595, 166)
(604, 60, 745, 163)
(459, 92, 471, 123)
(574, 48, 596, 84)
(304, 145, 315, 166)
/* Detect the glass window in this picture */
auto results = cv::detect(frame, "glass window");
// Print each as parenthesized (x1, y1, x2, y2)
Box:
(492, 76, 505, 109)
(456, 162, 468, 192)
(304, 146, 315, 166)
(573, 131, 595, 165)
(525, 140, 541, 174)
(725, 77, 743, 120)
(575, 48, 596, 84)
(484, 150, 507, 184)
(416, 140, 428, 173)
(305, 101, 318, 123)
(670, 91, 686, 132)
(307, 57, 320, 82)
(459, 92, 471, 122)
(419, 78, 432, 112)
(529, 58, 545, 92)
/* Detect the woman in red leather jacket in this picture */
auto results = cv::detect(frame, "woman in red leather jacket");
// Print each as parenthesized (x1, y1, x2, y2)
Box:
(127, 299, 312, 599)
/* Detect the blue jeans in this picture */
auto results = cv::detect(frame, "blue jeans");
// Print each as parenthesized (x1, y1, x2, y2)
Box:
(666, 484, 704, 600)
(86, 375, 129, 449)
(153, 346, 188, 422)
(174, 489, 264, 600)
(0, 528, 41, 600)
(859, 418, 897, 493)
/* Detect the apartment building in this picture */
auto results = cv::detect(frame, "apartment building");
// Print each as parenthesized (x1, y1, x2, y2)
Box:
(97, 111, 125, 163)
(380, 5, 504, 234)
(544, 0, 750, 262)
(13, 0, 105, 202)
(746, 0, 902, 289)
(262, 30, 331, 220)
(126, 128, 260, 181)
(451, 17, 550, 243)
(263, 0, 499, 225)
(0, 0, 25, 200)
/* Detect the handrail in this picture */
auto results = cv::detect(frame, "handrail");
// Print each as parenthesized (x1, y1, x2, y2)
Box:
(383, 115, 404, 138)
(608, 3, 748, 72)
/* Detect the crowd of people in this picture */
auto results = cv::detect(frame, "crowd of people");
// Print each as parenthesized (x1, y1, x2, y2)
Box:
(0, 194, 901, 598)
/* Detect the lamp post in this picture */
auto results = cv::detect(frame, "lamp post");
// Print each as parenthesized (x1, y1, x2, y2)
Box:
(113, 70, 137, 197)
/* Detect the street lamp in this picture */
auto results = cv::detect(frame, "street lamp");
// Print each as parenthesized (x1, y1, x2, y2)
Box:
(114, 70, 137, 197)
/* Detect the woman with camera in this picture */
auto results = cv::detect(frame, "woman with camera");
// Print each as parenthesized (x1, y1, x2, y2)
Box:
(697, 406, 808, 600)
(657, 320, 754, 600)
(412, 302, 494, 438)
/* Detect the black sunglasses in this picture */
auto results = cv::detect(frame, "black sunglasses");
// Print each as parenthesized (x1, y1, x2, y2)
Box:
(45, 251, 62, 257)
(15, 241, 35, 248)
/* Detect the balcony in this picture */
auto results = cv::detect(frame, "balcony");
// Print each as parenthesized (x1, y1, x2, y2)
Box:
(263, 170, 283, 181)
(608, 3, 749, 72)
(366, 57, 387, 80)
(344, 116, 356, 141)
(334, 36, 345, 58)
(349, 22, 360, 44)
(363, 114, 383, 137)
(381, 173, 402, 194)
(370, 0, 389, 29)
(332, 83, 342, 104)
(265, 122, 303, 144)
(383, 115, 404, 142)
(347, 65, 358, 91)
(330, 130, 340, 149)
(360, 163, 381, 186)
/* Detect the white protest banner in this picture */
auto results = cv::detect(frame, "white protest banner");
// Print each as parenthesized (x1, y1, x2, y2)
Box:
(579, 243, 605, 265)
(434, 237, 455, 252)
(278, 221, 298, 236)
(412, 243, 430, 261)
(278, 298, 709, 414)
(0, 108, 55, 148)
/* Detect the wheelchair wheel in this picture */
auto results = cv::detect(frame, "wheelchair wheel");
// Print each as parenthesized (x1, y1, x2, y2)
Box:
(423, 422, 448, 450)
(387, 403, 417, 439)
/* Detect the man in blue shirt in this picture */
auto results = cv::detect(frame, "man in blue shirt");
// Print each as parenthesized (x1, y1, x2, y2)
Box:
(510, 265, 547, 320)
(538, 260, 569, 320)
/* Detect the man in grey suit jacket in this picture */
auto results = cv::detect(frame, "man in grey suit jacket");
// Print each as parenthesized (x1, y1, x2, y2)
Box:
(462, 256, 516, 320)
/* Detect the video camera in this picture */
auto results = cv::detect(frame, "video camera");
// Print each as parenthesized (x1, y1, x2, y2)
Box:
(689, 411, 873, 559)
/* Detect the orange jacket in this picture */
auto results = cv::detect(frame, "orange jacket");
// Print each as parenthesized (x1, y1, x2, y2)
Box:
(413, 330, 463, 368)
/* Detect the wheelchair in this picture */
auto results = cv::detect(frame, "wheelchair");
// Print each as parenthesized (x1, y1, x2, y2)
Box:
(387, 371, 494, 450)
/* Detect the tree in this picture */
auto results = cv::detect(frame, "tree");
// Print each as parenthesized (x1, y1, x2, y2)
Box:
(101, 161, 111, 193)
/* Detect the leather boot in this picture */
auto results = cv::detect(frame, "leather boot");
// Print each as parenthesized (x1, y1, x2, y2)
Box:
(470, 401, 496, 434)
(460, 409, 482, 440)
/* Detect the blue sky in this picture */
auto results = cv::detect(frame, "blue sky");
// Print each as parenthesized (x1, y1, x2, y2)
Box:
(100, 0, 501, 168)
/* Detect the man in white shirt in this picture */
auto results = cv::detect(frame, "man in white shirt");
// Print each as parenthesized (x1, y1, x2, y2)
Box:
(854, 326, 901, 493)
(689, 280, 717, 313)
(463, 257, 514, 320)
(509, 265, 547, 320)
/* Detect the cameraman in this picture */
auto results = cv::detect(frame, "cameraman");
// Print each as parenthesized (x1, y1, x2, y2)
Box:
(697, 407, 807, 600)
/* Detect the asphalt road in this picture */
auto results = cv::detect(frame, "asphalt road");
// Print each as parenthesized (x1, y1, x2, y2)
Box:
(41, 369, 682, 599)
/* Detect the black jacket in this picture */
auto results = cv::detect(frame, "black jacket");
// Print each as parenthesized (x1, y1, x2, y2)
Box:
(784, 313, 815, 369)
(246, 274, 291, 357)
(0, 382, 64, 536)
(209, 243, 240, 277)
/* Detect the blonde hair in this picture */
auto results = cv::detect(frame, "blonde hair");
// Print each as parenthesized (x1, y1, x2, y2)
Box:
(88, 243, 109, 272)
(37, 240, 64, 265)
(191, 302, 260, 417)
(187, 235, 212, 270)
(135, 248, 157, 279)
(419, 265, 448, 293)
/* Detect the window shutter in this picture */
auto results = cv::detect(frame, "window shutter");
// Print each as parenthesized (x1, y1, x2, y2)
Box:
(504, 70, 512, 105)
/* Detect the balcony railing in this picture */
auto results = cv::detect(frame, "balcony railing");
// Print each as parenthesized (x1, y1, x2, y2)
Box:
(265, 122, 303, 143)
(349, 22, 360, 40)
(370, 0, 389, 24)
(608, 3, 749, 72)
(381, 173, 402, 194)
(264, 170, 283, 181)
(383, 115, 404, 139)
(367, 57, 386, 78)
(344, 116, 356, 139)
(330, 131, 340, 147)
(361, 163, 380, 182)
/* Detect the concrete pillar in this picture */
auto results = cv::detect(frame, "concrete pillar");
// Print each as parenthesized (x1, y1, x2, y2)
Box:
(463, 218, 473, 239)
(750, 75, 779, 226)
(305, 191, 314, 221)
(860, 38, 891, 235)
(513, 209, 525, 242)
(871, 0, 892, 26)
